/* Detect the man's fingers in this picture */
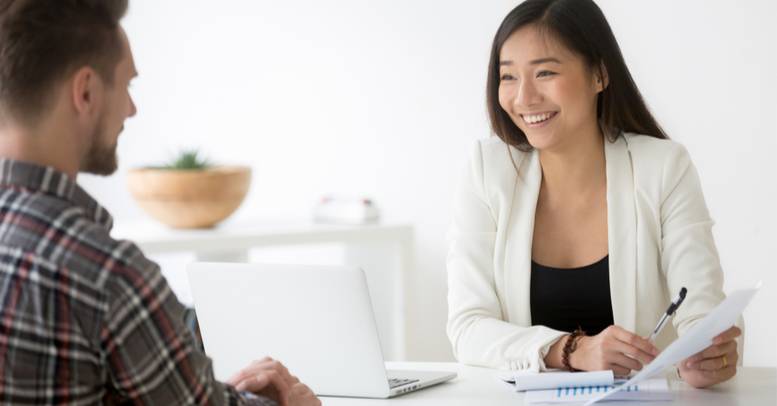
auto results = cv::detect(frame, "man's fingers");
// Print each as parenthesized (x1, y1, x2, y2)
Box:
(258, 360, 293, 385)
(269, 360, 293, 383)
(290, 382, 314, 396)
(290, 383, 322, 406)
(235, 374, 268, 392)
(230, 357, 278, 385)
(226, 373, 241, 386)
(228, 369, 254, 387)
(231, 359, 297, 387)
(229, 365, 269, 387)
(237, 371, 290, 400)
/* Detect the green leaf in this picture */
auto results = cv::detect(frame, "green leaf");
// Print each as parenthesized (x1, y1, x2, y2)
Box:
(163, 149, 212, 170)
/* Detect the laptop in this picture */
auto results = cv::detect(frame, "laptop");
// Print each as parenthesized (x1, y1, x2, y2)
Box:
(187, 262, 456, 398)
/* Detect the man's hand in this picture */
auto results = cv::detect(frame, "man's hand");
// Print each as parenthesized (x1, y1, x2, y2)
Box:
(287, 381, 321, 406)
(227, 357, 321, 406)
(678, 326, 740, 388)
(570, 326, 659, 376)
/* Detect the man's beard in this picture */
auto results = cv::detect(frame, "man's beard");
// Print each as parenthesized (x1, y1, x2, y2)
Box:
(81, 119, 119, 176)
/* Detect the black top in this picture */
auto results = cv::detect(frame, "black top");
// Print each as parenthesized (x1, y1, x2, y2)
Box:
(530, 255, 614, 335)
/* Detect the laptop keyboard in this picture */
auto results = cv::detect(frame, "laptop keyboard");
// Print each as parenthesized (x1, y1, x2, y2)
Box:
(388, 378, 420, 389)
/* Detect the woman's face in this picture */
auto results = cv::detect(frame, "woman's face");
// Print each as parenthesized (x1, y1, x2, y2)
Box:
(498, 25, 605, 151)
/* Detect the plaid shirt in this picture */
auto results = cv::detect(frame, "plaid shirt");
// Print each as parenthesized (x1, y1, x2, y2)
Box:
(0, 159, 275, 405)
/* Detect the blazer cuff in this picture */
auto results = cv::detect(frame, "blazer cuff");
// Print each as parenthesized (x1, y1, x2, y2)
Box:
(537, 331, 567, 371)
(505, 328, 567, 372)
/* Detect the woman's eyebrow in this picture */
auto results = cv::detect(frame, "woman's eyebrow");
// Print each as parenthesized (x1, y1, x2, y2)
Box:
(499, 57, 562, 67)
(529, 57, 561, 65)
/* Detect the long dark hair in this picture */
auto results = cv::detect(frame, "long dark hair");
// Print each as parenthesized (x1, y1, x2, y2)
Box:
(486, 0, 667, 151)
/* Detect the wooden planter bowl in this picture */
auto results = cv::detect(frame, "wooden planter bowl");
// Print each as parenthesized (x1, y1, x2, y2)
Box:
(127, 166, 251, 228)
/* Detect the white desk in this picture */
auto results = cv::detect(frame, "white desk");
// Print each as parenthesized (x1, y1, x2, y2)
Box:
(323, 363, 777, 405)
(112, 219, 413, 361)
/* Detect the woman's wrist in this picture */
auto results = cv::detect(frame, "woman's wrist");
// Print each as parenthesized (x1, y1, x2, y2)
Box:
(562, 329, 586, 371)
(544, 334, 570, 369)
(568, 336, 588, 370)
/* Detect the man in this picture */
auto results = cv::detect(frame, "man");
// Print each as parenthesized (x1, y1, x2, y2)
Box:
(0, 1, 319, 405)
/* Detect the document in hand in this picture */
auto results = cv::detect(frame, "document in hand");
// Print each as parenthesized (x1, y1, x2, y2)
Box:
(582, 283, 761, 406)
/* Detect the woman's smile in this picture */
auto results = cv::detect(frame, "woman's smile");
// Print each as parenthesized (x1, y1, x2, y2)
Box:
(521, 111, 558, 128)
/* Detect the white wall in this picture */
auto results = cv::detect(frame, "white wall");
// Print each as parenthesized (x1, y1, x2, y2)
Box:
(80, 0, 777, 366)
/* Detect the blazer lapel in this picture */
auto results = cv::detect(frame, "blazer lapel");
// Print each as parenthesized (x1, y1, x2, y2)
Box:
(605, 136, 638, 332)
(502, 139, 637, 330)
(503, 147, 542, 326)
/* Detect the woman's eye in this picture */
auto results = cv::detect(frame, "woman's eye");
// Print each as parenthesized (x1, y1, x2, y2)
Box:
(500, 74, 516, 81)
(537, 71, 556, 78)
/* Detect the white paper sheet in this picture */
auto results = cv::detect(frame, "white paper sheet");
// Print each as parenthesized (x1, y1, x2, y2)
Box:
(525, 378, 671, 404)
(582, 284, 761, 406)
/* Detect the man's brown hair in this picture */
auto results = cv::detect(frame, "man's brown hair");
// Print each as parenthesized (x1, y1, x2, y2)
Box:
(0, 0, 129, 124)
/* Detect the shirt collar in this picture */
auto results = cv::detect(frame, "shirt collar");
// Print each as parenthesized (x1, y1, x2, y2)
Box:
(0, 159, 113, 230)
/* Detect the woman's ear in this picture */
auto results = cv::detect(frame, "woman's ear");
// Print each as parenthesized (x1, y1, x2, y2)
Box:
(595, 62, 609, 93)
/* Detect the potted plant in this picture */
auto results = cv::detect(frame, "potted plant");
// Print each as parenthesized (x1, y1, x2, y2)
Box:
(127, 150, 251, 228)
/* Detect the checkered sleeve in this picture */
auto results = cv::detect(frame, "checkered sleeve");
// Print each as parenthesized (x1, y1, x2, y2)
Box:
(99, 240, 276, 406)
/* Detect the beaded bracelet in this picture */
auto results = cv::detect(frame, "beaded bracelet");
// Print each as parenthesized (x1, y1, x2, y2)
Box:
(562, 328, 586, 372)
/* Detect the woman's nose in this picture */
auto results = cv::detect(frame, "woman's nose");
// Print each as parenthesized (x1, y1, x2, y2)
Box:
(515, 79, 542, 108)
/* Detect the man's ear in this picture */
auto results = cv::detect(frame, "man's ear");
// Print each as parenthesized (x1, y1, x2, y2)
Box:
(70, 67, 102, 117)
(595, 62, 609, 93)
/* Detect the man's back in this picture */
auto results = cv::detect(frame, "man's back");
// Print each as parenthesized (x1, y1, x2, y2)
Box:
(0, 160, 269, 405)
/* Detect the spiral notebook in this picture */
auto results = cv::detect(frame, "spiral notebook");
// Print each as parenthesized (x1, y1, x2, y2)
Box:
(505, 370, 615, 392)
(524, 378, 671, 404)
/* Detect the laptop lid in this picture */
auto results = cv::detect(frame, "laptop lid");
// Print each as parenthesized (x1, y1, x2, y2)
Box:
(187, 262, 391, 397)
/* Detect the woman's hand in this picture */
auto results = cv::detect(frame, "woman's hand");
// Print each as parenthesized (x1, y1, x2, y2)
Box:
(677, 326, 740, 388)
(570, 326, 659, 376)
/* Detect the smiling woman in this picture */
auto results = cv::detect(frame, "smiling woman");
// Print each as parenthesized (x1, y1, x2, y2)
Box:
(485, 0, 667, 152)
(446, 0, 743, 390)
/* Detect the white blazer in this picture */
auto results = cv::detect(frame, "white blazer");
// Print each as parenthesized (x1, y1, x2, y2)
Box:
(446, 133, 741, 372)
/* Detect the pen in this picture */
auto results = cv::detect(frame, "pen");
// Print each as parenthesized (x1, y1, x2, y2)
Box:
(647, 287, 687, 342)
